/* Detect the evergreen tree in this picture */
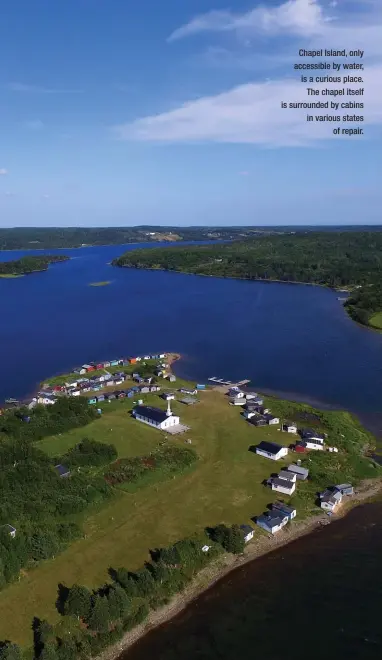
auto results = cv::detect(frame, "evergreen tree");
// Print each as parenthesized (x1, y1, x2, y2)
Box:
(57, 640, 77, 660)
(87, 596, 110, 633)
(0, 644, 22, 660)
(64, 585, 92, 620)
(107, 585, 130, 622)
(40, 643, 58, 660)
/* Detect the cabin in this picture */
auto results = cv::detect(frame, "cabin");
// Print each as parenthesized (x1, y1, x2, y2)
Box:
(305, 440, 324, 451)
(278, 469, 297, 483)
(2, 524, 17, 538)
(269, 477, 296, 496)
(161, 392, 175, 401)
(55, 464, 70, 478)
(243, 410, 256, 420)
(88, 397, 97, 404)
(320, 489, 343, 512)
(301, 429, 325, 444)
(287, 464, 309, 480)
(229, 396, 246, 406)
(256, 511, 289, 534)
(272, 502, 297, 520)
(264, 414, 280, 425)
(180, 388, 197, 395)
(244, 391, 258, 400)
(255, 441, 288, 461)
(168, 375, 177, 382)
(283, 422, 297, 433)
(132, 403, 180, 430)
(240, 524, 254, 543)
(250, 416, 267, 427)
(228, 388, 244, 398)
(335, 483, 354, 496)
(139, 386, 150, 394)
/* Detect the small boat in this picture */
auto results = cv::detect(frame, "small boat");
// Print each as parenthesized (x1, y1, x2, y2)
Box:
(5, 397, 19, 404)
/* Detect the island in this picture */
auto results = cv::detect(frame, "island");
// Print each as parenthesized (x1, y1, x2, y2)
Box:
(89, 280, 111, 287)
(0, 351, 380, 656)
(0, 255, 70, 278)
(113, 232, 382, 331)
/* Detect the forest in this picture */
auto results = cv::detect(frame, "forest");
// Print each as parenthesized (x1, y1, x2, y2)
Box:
(113, 232, 382, 327)
(0, 226, 378, 250)
(0, 255, 69, 276)
(0, 400, 112, 589)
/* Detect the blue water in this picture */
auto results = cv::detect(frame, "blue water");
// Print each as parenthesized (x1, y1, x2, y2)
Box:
(1, 243, 382, 432)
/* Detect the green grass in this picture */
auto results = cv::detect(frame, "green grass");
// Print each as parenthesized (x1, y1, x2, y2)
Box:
(369, 311, 382, 330)
(89, 281, 111, 287)
(0, 387, 378, 646)
(0, 273, 24, 278)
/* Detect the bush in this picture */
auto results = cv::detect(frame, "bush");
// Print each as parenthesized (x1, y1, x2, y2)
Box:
(59, 439, 117, 468)
(105, 445, 197, 485)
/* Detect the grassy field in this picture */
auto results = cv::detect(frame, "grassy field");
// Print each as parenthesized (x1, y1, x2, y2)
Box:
(0, 381, 377, 646)
(369, 311, 382, 330)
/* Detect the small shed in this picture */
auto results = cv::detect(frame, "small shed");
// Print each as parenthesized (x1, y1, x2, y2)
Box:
(240, 524, 254, 543)
(55, 464, 70, 478)
(3, 524, 17, 538)
(335, 483, 354, 496)
(288, 464, 309, 480)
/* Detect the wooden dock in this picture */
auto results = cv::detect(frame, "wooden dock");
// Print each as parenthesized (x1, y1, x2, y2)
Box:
(208, 377, 251, 393)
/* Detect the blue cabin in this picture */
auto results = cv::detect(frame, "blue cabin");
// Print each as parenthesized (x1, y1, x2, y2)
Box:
(97, 394, 105, 402)
(110, 360, 118, 366)
(88, 397, 97, 404)
(126, 390, 134, 398)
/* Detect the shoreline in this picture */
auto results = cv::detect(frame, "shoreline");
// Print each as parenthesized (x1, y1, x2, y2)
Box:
(116, 264, 380, 333)
(97, 478, 382, 660)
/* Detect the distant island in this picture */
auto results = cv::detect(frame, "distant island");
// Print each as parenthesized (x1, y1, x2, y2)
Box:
(89, 280, 111, 287)
(0, 255, 70, 278)
(113, 232, 382, 331)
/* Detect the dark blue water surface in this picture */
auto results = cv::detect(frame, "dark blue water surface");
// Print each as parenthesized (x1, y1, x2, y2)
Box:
(1, 243, 381, 432)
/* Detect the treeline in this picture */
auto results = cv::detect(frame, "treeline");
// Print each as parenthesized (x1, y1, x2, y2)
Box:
(105, 445, 197, 485)
(113, 232, 382, 288)
(0, 398, 99, 443)
(0, 255, 69, 276)
(0, 525, 247, 660)
(345, 283, 382, 328)
(0, 227, 261, 250)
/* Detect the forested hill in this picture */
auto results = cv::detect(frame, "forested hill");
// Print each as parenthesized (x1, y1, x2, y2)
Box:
(0, 255, 69, 276)
(113, 232, 382, 329)
(1, 225, 381, 250)
(0, 226, 275, 249)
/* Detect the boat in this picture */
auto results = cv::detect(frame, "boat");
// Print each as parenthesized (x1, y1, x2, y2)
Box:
(5, 398, 19, 404)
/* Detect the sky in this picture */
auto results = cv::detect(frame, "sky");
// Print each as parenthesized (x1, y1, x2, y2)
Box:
(0, 0, 382, 227)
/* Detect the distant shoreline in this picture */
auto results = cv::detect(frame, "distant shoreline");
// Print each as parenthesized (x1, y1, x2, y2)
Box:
(97, 478, 382, 660)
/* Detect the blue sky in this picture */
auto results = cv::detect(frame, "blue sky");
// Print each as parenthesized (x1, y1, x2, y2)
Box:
(0, 0, 381, 227)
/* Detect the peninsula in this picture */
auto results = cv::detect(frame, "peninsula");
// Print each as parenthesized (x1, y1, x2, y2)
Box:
(0, 254, 70, 278)
(0, 350, 380, 658)
(112, 232, 382, 331)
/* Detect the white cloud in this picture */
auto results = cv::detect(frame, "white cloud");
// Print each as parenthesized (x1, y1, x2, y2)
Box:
(8, 82, 82, 94)
(168, 0, 333, 42)
(0, 168, 8, 176)
(115, 0, 382, 148)
(23, 119, 44, 130)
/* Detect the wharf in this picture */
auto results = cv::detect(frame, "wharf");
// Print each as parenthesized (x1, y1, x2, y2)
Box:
(208, 377, 251, 393)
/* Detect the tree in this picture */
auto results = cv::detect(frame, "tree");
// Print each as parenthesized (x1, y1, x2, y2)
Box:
(87, 596, 110, 633)
(64, 585, 92, 620)
(57, 640, 77, 660)
(209, 524, 245, 555)
(40, 643, 58, 660)
(0, 644, 22, 660)
(107, 585, 130, 622)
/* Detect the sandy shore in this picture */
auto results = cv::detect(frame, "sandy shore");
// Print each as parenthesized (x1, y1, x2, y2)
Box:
(97, 478, 382, 660)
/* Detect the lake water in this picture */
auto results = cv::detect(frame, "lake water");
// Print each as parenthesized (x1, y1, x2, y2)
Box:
(0, 242, 381, 435)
